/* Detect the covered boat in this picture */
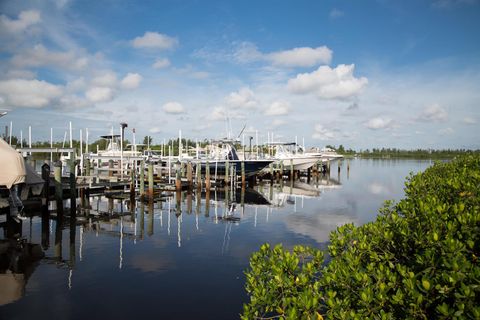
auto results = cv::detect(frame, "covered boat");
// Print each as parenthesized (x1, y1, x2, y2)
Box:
(0, 138, 26, 189)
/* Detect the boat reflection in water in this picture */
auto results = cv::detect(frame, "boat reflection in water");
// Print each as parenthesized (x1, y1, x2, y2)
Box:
(0, 171, 348, 310)
(0, 218, 44, 306)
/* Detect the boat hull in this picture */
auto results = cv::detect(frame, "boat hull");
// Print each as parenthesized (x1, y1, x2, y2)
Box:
(196, 160, 273, 177)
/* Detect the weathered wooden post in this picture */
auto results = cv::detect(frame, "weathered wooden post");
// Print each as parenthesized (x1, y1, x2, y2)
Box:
(41, 162, 50, 250)
(205, 161, 211, 190)
(41, 163, 50, 206)
(269, 163, 274, 182)
(148, 161, 154, 198)
(196, 162, 202, 190)
(186, 161, 193, 190)
(53, 161, 64, 217)
(225, 160, 230, 185)
(307, 167, 311, 183)
(241, 161, 246, 188)
(85, 159, 91, 176)
(130, 163, 136, 209)
(69, 159, 77, 213)
(175, 161, 182, 192)
(140, 160, 145, 199)
(108, 159, 114, 177)
(289, 159, 294, 180)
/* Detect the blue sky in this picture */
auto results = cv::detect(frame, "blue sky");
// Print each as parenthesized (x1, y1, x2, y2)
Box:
(0, 0, 479, 149)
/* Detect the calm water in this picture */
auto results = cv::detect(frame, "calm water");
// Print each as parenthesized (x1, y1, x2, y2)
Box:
(0, 159, 433, 319)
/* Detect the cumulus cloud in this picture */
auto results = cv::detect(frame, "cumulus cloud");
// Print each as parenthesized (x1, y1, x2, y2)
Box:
(121, 73, 142, 89)
(162, 101, 185, 114)
(152, 58, 171, 69)
(91, 71, 117, 87)
(0, 10, 41, 34)
(416, 103, 448, 122)
(312, 124, 337, 140)
(11, 44, 88, 70)
(226, 87, 258, 109)
(265, 101, 290, 116)
(132, 31, 178, 50)
(85, 87, 114, 103)
(0, 78, 62, 108)
(267, 46, 332, 67)
(366, 117, 393, 130)
(287, 64, 368, 100)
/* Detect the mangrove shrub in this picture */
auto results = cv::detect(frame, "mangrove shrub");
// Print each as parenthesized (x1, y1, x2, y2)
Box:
(242, 155, 480, 319)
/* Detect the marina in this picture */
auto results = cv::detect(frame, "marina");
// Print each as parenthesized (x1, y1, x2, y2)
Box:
(0, 154, 433, 319)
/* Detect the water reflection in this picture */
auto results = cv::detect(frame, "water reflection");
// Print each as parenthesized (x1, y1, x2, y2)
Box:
(0, 159, 433, 319)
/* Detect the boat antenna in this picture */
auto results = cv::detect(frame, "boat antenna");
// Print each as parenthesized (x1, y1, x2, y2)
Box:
(237, 123, 246, 139)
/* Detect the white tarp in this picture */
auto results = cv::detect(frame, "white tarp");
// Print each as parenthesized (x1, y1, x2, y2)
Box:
(0, 138, 26, 189)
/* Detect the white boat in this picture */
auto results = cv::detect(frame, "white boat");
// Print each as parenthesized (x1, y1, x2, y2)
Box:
(195, 139, 274, 178)
(305, 146, 344, 163)
(266, 142, 320, 171)
(87, 134, 144, 164)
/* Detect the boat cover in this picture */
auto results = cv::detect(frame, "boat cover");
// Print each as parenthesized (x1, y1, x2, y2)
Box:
(0, 138, 26, 189)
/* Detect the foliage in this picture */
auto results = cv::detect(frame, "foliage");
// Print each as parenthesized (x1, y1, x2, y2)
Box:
(242, 244, 325, 320)
(243, 155, 480, 319)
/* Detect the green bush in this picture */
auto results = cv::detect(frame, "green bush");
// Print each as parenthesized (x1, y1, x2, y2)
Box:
(242, 155, 480, 319)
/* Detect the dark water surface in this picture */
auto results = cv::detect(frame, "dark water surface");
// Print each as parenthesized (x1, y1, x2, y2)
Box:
(0, 159, 433, 319)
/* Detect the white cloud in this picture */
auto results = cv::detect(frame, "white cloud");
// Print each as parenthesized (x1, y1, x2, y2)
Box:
(265, 101, 290, 116)
(416, 103, 448, 122)
(11, 44, 88, 70)
(366, 117, 393, 130)
(85, 87, 114, 103)
(0, 10, 41, 34)
(226, 87, 258, 109)
(132, 31, 178, 50)
(287, 64, 368, 100)
(91, 71, 117, 87)
(268, 46, 332, 67)
(152, 58, 171, 69)
(5, 69, 36, 79)
(312, 124, 337, 140)
(162, 101, 185, 114)
(211, 106, 227, 121)
(0, 78, 62, 108)
(121, 73, 142, 89)
(463, 116, 477, 124)
(329, 8, 345, 19)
